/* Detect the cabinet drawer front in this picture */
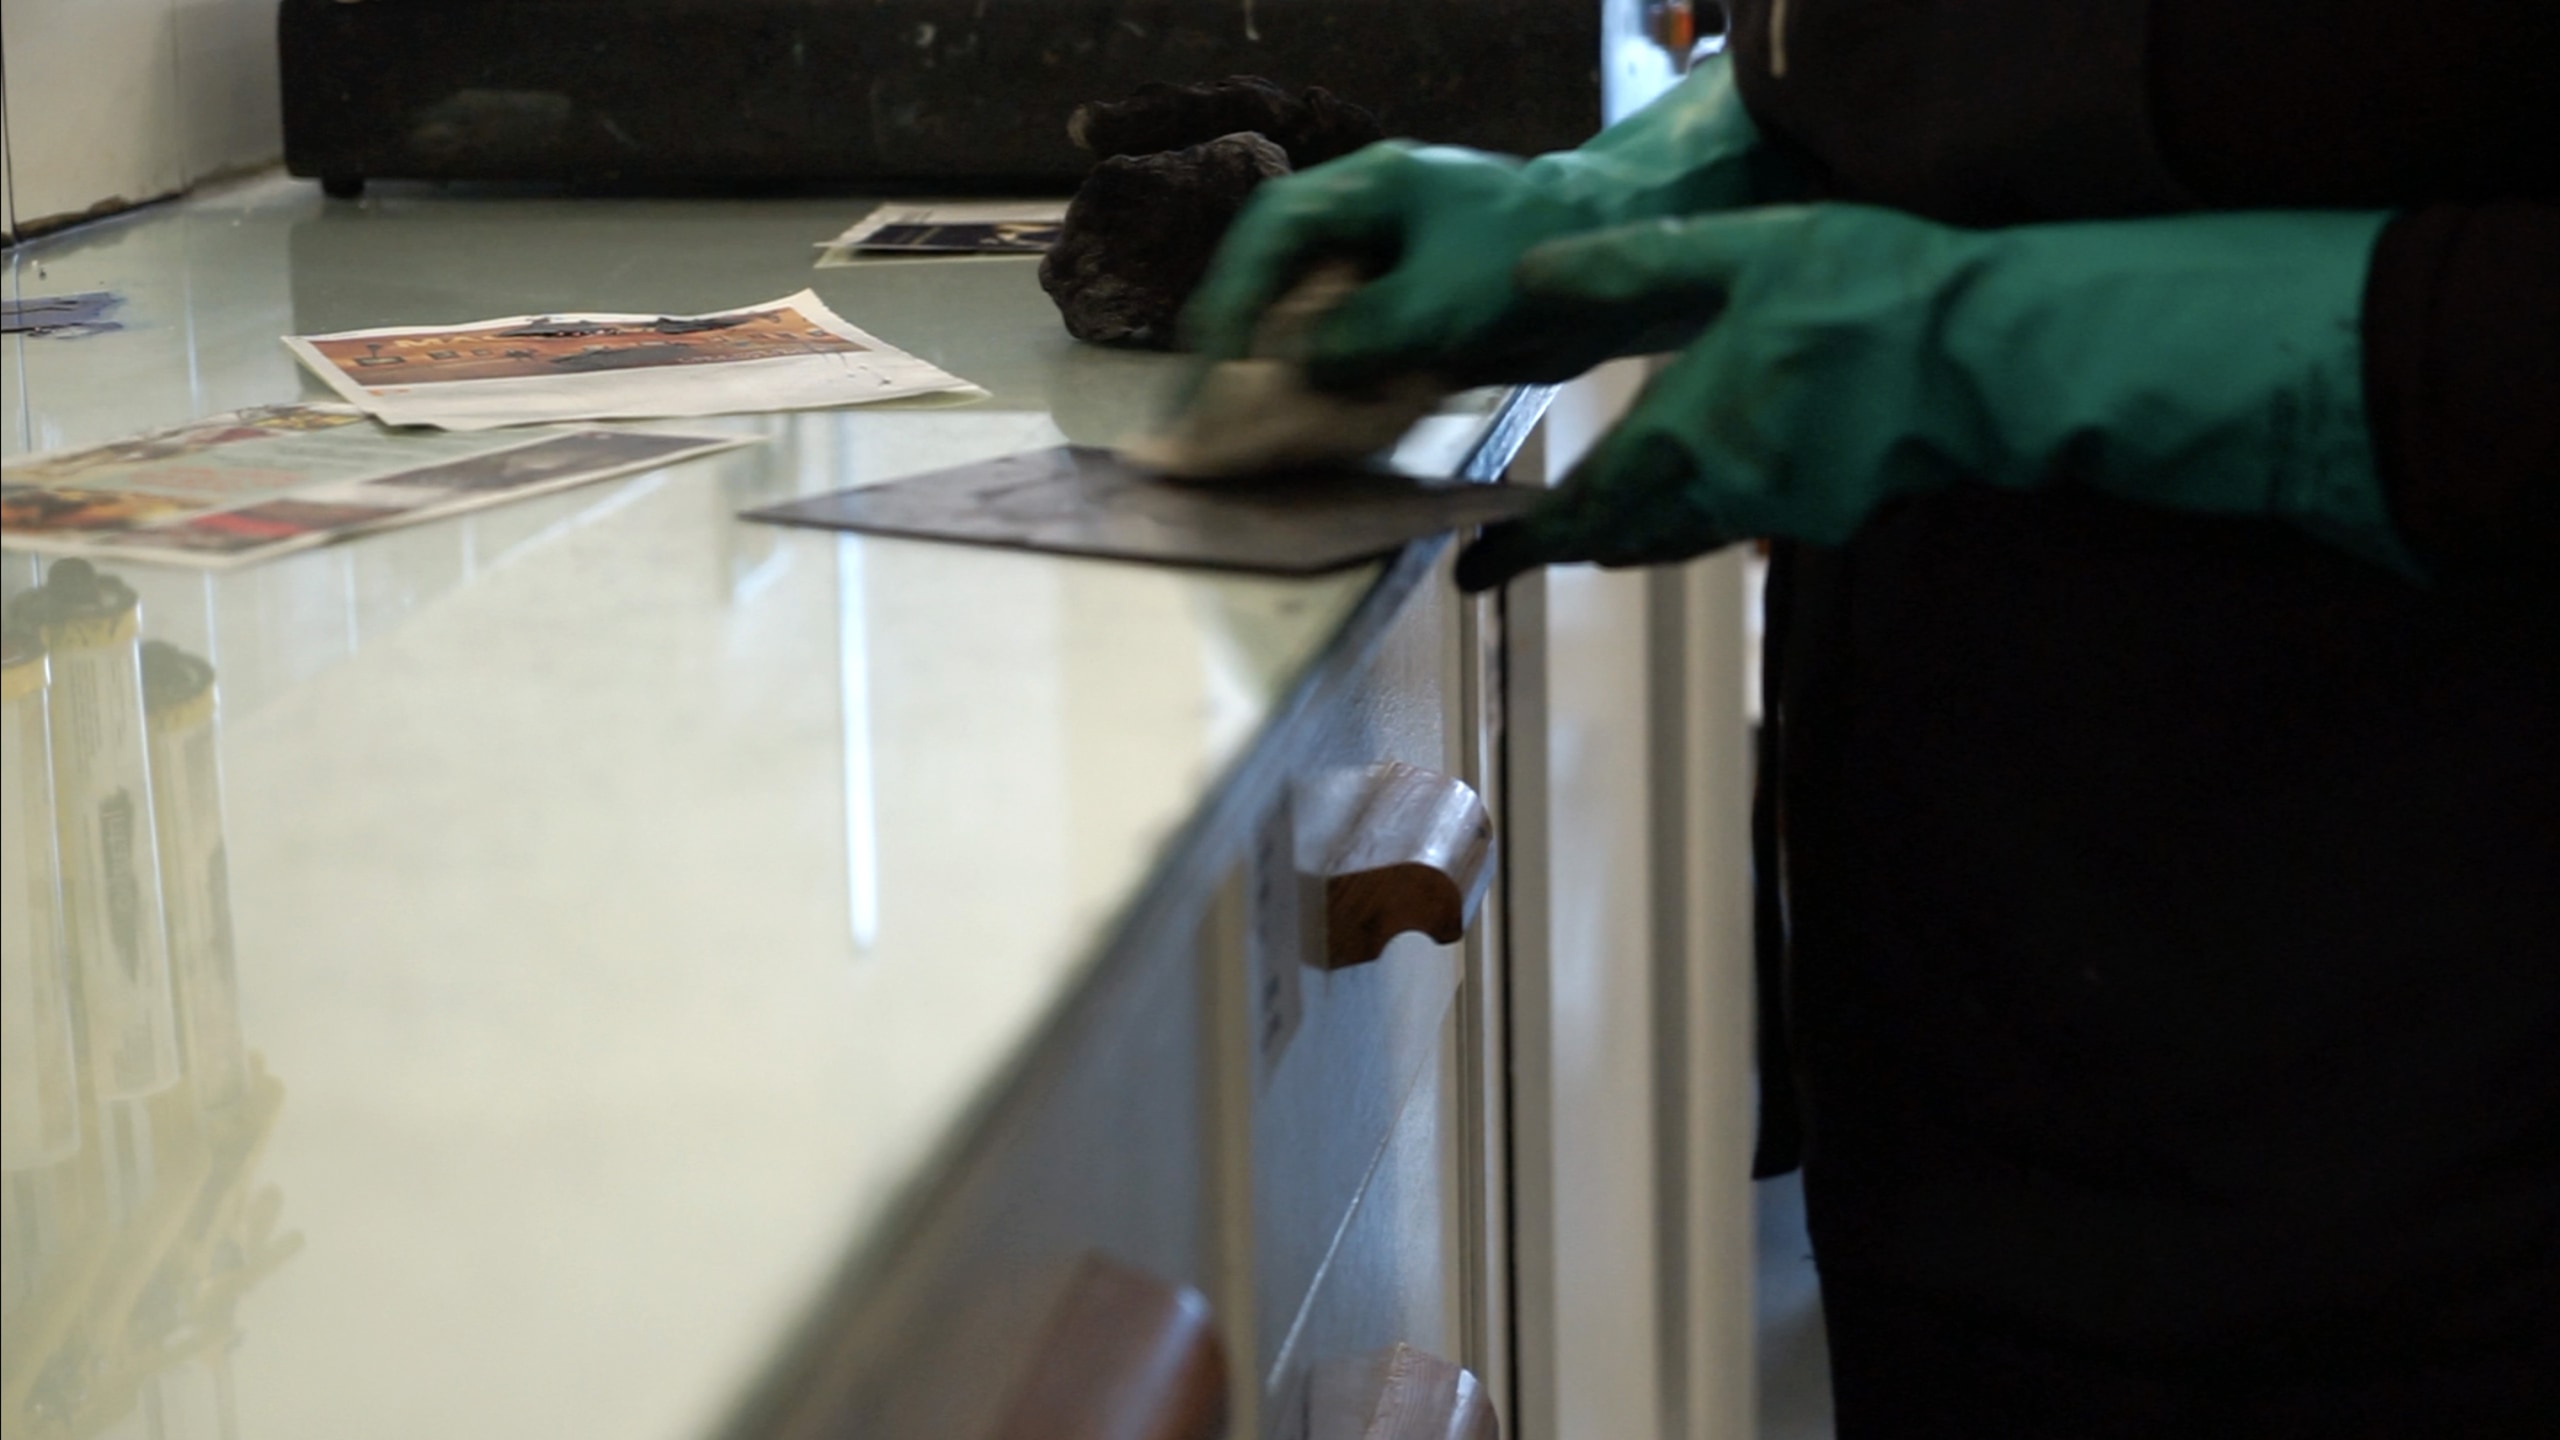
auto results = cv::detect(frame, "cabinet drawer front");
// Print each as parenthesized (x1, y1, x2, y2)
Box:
(1245, 573, 1469, 1397)
(1270, 1054, 1466, 1432)
(770, 928, 1215, 1440)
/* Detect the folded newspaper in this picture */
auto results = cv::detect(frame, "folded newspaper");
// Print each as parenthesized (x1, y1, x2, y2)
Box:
(0, 404, 750, 569)
(814, 201, 1069, 265)
(283, 290, 981, 431)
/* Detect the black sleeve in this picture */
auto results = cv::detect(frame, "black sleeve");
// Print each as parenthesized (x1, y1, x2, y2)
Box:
(2361, 205, 2560, 575)
(2148, 1, 2560, 208)
(1726, 0, 2191, 227)
(1724, 0, 2560, 572)
(1726, 0, 2560, 216)
(2142, 2, 2560, 574)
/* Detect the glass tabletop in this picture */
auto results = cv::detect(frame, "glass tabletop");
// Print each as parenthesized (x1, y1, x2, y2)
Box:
(1, 175, 1506, 1440)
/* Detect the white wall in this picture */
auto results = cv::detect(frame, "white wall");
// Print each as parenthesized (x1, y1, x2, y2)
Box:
(174, 0, 286, 183)
(1, 0, 280, 239)
(1506, 361, 1759, 1440)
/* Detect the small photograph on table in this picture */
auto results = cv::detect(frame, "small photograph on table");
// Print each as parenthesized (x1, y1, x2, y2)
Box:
(815, 201, 1071, 264)
(859, 219, 1065, 253)
(302, 306, 868, 387)
(284, 291, 981, 430)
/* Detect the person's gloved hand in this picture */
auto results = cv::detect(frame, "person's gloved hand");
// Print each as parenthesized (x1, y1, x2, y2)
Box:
(1455, 204, 2416, 590)
(1180, 55, 1794, 390)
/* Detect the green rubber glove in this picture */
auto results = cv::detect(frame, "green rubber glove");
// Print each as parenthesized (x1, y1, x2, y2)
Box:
(1180, 54, 1797, 389)
(1455, 204, 2416, 590)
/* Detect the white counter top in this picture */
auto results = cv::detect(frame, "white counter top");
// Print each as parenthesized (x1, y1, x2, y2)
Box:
(1, 176, 1525, 1440)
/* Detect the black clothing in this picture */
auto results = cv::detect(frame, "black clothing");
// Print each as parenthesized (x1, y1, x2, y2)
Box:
(1731, 0, 2560, 564)
(1726, 0, 2560, 1424)
(1821, 1272, 2560, 1440)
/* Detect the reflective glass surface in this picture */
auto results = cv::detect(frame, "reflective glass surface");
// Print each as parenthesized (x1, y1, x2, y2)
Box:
(2, 176, 1501, 1440)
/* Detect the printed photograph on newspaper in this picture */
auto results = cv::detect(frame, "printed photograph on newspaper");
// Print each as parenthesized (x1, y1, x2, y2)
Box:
(284, 290, 982, 430)
(2, 404, 750, 569)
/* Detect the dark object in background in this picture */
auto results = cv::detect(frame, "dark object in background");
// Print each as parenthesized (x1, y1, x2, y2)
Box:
(1069, 78, 1382, 169)
(277, 0, 1624, 195)
(1041, 133, 1292, 349)
(1040, 73, 1383, 352)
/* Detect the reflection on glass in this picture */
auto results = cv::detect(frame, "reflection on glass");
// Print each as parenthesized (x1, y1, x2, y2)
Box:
(717, 426, 797, 603)
(22, 562, 184, 1103)
(143, 644, 247, 1113)
(838, 537, 880, 953)
(3, 560, 298, 1440)
(3, 552, 41, 606)
(3, 621, 84, 1178)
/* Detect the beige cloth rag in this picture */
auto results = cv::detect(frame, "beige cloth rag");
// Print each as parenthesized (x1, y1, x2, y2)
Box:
(1121, 264, 1447, 479)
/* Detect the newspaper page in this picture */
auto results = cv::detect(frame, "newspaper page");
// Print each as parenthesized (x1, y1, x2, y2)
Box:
(282, 290, 982, 431)
(815, 201, 1069, 266)
(1, 404, 750, 569)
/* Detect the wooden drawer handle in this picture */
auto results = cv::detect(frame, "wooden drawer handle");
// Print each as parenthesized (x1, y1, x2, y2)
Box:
(1319, 763, 1495, 970)
(1309, 1342, 1501, 1440)
(986, 1254, 1229, 1440)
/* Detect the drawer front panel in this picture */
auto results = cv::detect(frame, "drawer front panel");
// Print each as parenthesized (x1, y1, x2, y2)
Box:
(1246, 567, 1469, 1397)
(772, 924, 1214, 1440)
(1266, 1035, 1465, 1436)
